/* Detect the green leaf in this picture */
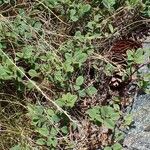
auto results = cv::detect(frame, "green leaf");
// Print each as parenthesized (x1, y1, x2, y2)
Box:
(101, 106, 108, 118)
(56, 93, 77, 108)
(70, 9, 78, 21)
(50, 127, 58, 136)
(65, 53, 72, 61)
(55, 98, 65, 107)
(47, 109, 55, 116)
(124, 114, 133, 126)
(51, 114, 60, 123)
(104, 63, 116, 76)
(26, 81, 35, 89)
(80, 4, 91, 13)
(127, 50, 134, 61)
(104, 147, 112, 150)
(115, 131, 124, 142)
(86, 106, 100, 116)
(134, 48, 145, 64)
(76, 76, 84, 86)
(102, 0, 116, 9)
(34, 21, 42, 30)
(108, 24, 114, 33)
(27, 105, 44, 116)
(36, 138, 46, 145)
(78, 89, 86, 97)
(10, 144, 21, 150)
(70, 9, 76, 16)
(0, 65, 12, 80)
(86, 86, 97, 97)
(94, 14, 101, 22)
(87, 21, 95, 30)
(86, 107, 103, 123)
(73, 51, 88, 66)
(100, 106, 120, 121)
(128, 0, 140, 6)
(103, 106, 115, 116)
(113, 104, 120, 111)
(61, 126, 68, 134)
(74, 85, 80, 91)
(143, 73, 150, 82)
(37, 126, 49, 137)
(28, 69, 38, 78)
(55, 71, 64, 82)
(110, 112, 120, 121)
(103, 118, 115, 129)
(22, 46, 33, 59)
(47, 137, 57, 147)
(63, 62, 74, 72)
(63, 93, 77, 107)
(17, 67, 25, 78)
(112, 143, 122, 150)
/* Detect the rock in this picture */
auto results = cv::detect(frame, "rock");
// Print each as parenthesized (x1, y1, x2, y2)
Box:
(123, 94, 150, 150)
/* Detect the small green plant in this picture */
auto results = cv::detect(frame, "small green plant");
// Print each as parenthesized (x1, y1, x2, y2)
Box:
(123, 114, 133, 127)
(142, 1, 150, 17)
(69, 3, 91, 21)
(27, 104, 75, 149)
(86, 106, 120, 130)
(0, 0, 149, 149)
(127, 48, 150, 93)
(56, 93, 78, 108)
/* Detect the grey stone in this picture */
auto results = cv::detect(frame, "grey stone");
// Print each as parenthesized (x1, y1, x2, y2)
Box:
(123, 94, 150, 150)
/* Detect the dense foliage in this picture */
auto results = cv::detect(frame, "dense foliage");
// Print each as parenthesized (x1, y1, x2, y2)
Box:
(0, 0, 150, 149)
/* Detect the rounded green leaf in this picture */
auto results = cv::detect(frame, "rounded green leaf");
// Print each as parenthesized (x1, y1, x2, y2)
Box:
(124, 114, 133, 126)
(104, 147, 112, 150)
(28, 69, 38, 78)
(78, 89, 86, 97)
(37, 126, 49, 137)
(74, 85, 80, 91)
(61, 126, 68, 134)
(47, 137, 57, 147)
(36, 138, 46, 145)
(81, 4, 91, 13)
(112, 143, 122, 150)
(86, 86, 97, 97)
(103, 118, 115, 130)
(76, 76, 84, 86)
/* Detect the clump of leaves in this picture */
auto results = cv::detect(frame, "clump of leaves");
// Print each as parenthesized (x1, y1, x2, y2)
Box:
(0, 0, 150, 149)
(56, 93, 78, 108)
(127, 48, 150, 93)
(86, 106, 120, 130)
(27, 104, 75, 149)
